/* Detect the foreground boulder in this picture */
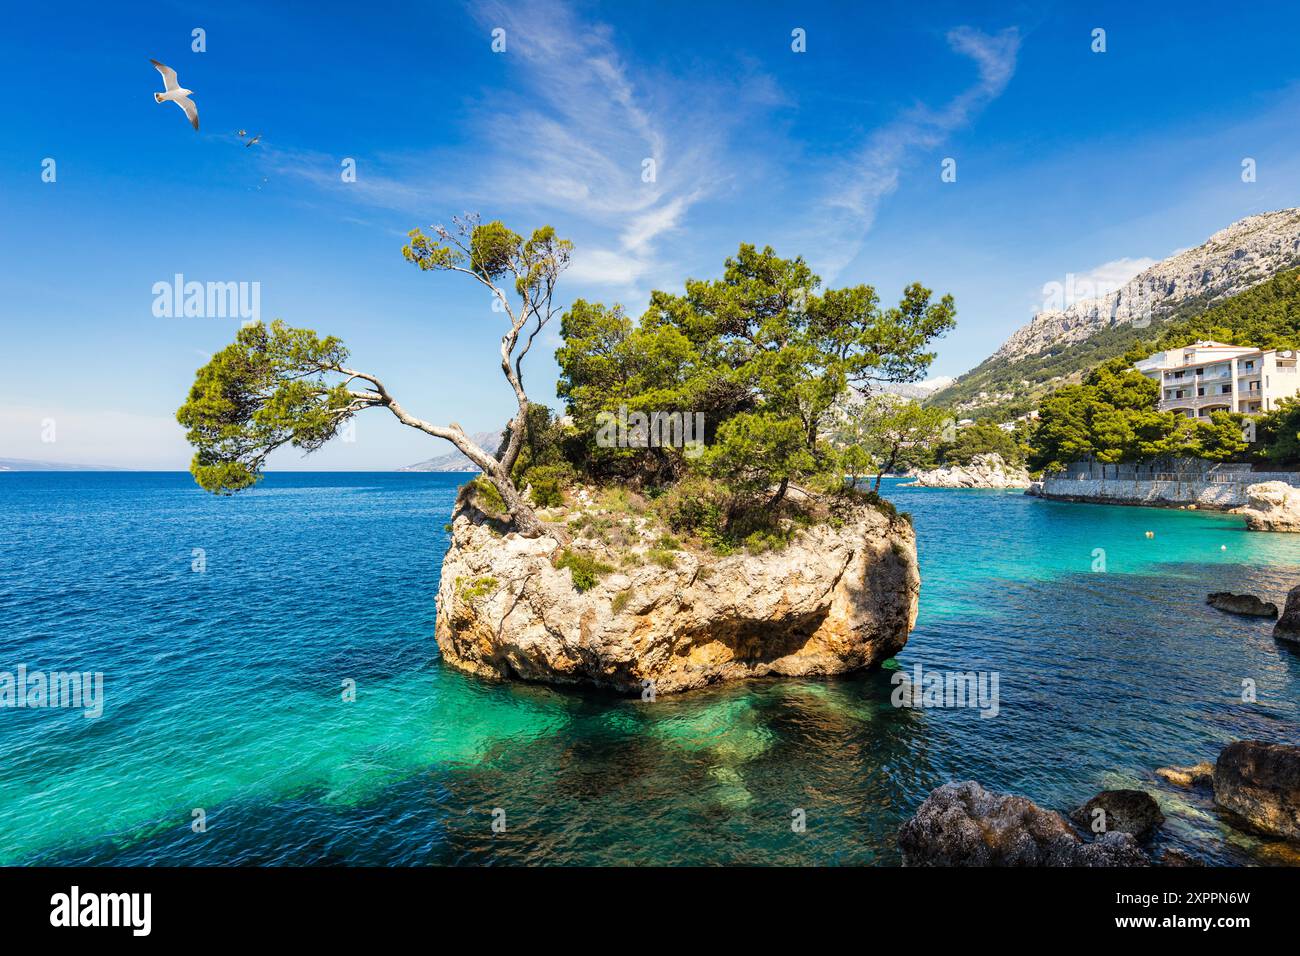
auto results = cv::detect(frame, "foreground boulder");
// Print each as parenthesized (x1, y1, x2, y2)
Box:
(1156, 761, 1214, 788)
(1273, 585, 1300, 645)
(902, 453, 1032, 490)
(1207, 592, 1279, 618)
(435, 489, 920, 694)
(898, 781, 1147, 866)
(1234, 481, 1300, 532)
(1213, 741, 1300, 840)
(1069, 790, 1165, 841)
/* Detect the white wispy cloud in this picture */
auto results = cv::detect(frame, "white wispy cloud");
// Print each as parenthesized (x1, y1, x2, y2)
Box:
(457, 0, 730, 287)
(264, 0, 741, 293)
(265, 6, 1019, 301)
(815, 26, 1022, 278)
(1051, 256, 1159, 308)
(566, 248, 653, 286)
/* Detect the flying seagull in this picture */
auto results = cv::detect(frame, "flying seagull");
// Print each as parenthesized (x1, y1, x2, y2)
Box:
(150, 59, 198, 130)
(243, 133, 262, 147)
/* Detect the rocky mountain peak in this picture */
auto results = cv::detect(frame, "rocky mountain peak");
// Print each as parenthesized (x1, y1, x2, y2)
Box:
(992, 208, 1300, 364)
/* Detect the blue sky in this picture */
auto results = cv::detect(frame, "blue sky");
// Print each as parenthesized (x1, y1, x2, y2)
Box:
(3, 0, 1299, 469)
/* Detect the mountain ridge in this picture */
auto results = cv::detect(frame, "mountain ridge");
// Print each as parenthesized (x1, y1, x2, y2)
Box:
(397, 431, 502, 472)
(932, 208, 1300, 416)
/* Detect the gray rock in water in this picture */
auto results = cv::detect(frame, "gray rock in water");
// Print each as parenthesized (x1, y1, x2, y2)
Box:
(1070, 789, 1165, 841)
(1273, 585, 1300, 645)
(1213, 740, 1300, 841)
(1207, 592, 1279, 618)
(898, 781, 1148, 866)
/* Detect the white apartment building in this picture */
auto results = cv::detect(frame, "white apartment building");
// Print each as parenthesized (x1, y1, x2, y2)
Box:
(1134, 340, 1300, 418)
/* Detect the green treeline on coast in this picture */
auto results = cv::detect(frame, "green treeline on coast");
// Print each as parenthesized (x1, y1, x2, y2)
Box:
(941, 268, 1300, 473)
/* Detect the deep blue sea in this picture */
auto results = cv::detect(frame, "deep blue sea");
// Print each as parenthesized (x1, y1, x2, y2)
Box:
(1, 472, 1297, 865)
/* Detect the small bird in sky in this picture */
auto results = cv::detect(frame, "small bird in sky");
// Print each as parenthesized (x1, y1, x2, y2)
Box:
(243, 133, 262, 147)
(150, 59, 198, 130)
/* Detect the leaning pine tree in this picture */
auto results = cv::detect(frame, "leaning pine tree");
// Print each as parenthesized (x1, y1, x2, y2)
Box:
(175, 216, 571, 537)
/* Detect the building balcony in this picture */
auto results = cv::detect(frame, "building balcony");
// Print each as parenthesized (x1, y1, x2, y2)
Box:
(1162, 390, 1233, 405)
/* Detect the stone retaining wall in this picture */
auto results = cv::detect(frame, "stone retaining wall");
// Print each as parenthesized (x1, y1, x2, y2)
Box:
(1039, 477, 1248, 510)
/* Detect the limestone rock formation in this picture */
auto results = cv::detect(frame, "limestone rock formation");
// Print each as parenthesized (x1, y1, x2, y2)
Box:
(897, 781, 1148, 866)
(1234, 481, 1300, 532)
(1156, 762, 1215, 788)
(1273, 584, 1300, 645)
(434, 487, 920, 694)
(1206, 592, 1279, 618)
(902, 453, 1032, 490)
(1069, 790, 1165, 841)
(1213, 740, 1300, 841)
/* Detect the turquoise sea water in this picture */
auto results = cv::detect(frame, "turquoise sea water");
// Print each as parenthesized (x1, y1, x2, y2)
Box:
(0, 472, 1297, 865)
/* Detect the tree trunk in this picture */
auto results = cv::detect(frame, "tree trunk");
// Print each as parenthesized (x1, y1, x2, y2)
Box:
(874, 444, 900, 493)
(486, 467, 543, 537)
(769, 475, 790, 509)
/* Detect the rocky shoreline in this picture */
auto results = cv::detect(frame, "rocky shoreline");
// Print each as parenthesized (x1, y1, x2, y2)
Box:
(899, 740, 1300, 866)
(902, 453, 1032, 490)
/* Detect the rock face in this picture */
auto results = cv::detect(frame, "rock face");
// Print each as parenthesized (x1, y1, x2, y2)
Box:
(897, 781, 1148, 866)
(1234, 481, 1300, 532)
(1213, 741, 1300, 840)
(987, 209, 1300, 365)
(1156, 762, 1215, 788)
(1070, 790, 1165, 841)
(902, 453, 1032, 490)
(434, 492, 920, 695)
(1273, 585, 1300, 644)
(1207, 592, 1279, 618)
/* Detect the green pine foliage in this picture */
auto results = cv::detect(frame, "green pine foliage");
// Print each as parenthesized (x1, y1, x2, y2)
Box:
(1027, 358, 1247, 471)
(178, 223, 957, 539)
